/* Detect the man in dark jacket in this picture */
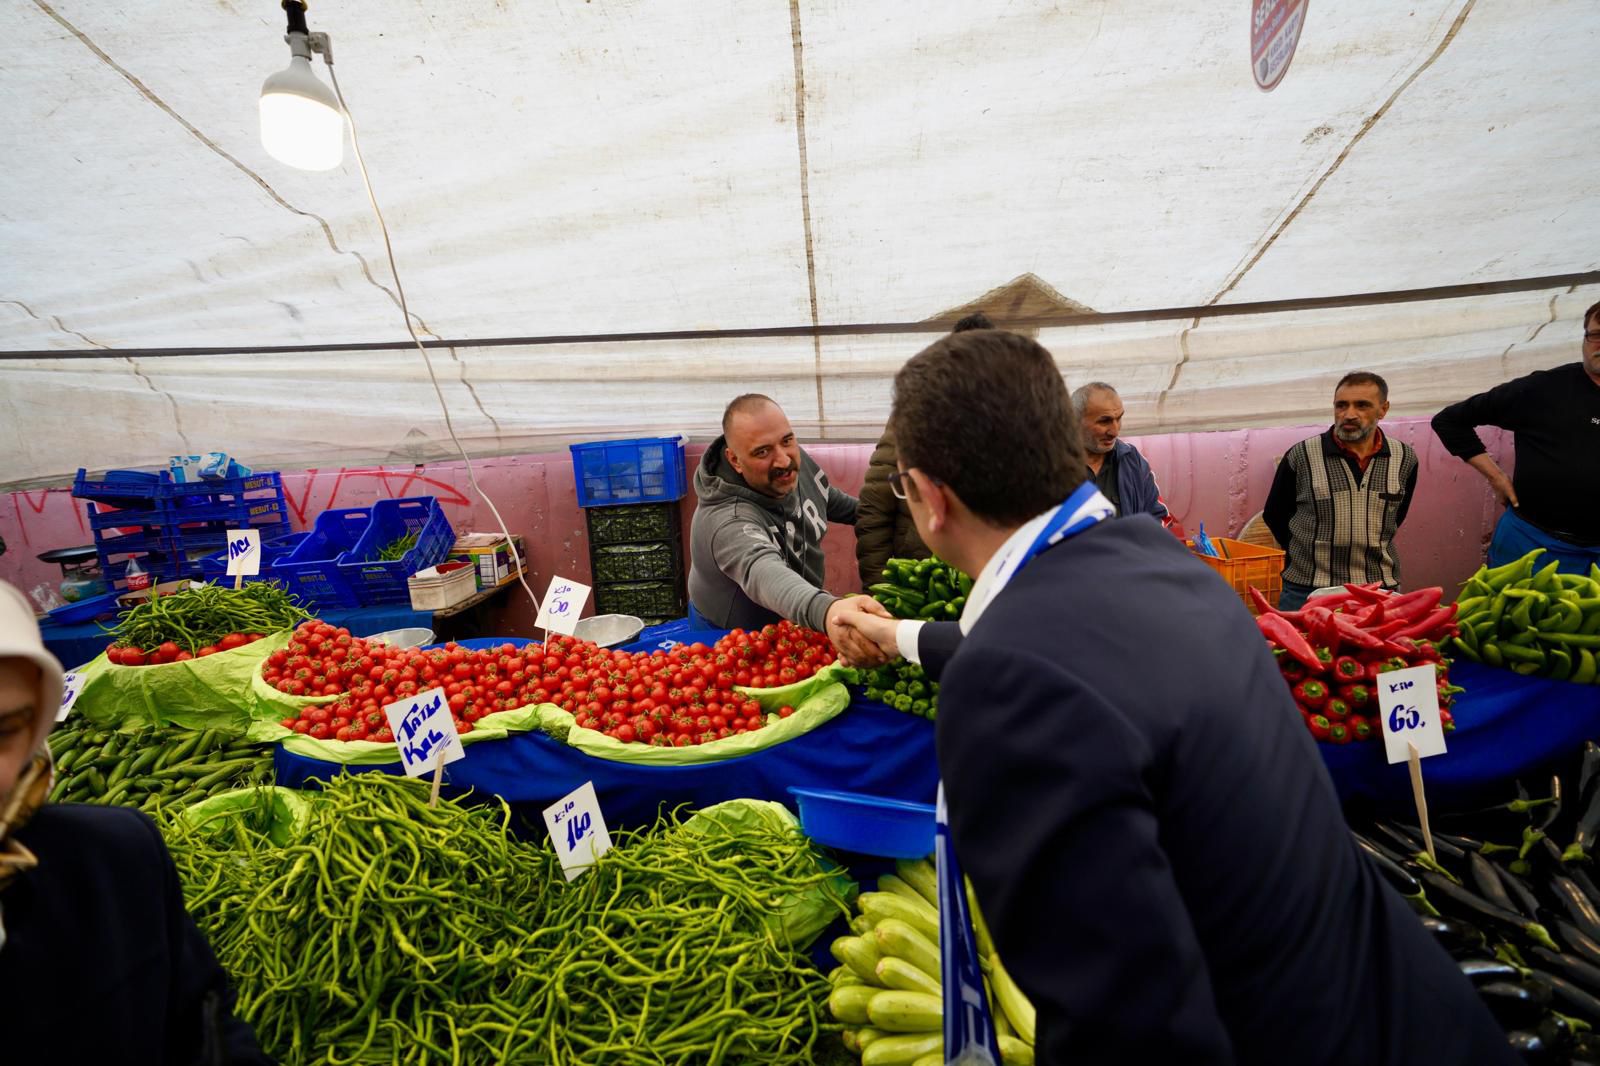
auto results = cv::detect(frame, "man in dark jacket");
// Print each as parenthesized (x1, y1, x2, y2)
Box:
(1072, 382, 1182, 534)
(855, 312, 994, 588)
(1430, 300, 1600, 574)
(861, 328, 1513, 1065)
(0, 581, 272, 1065)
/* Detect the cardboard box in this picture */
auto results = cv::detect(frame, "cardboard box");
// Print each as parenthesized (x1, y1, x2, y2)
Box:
(451, 533, 526, 590)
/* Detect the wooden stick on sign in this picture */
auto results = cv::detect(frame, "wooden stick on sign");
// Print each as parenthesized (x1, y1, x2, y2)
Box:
(234, 570, 244, 590)
(1407, 741, 1436, 864)
(429, 757, 445, 809)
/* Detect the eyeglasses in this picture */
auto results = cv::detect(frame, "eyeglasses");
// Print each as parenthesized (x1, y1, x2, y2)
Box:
(1585, 330, 1600, 342)
(889, 469, 943, 501)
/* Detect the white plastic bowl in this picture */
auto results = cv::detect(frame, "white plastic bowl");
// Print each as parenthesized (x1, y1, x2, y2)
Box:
(365, 626, 435, 649)
(572, 614, 644, 648)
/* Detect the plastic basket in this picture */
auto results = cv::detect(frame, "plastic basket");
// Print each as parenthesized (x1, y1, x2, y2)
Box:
(94, 525, 175, 556)
(275, 509, 371, 609)
(86, 500, 169, 531)
(159, 470, 281, 500)
(45, 588, 126, 625)
(592, 540, 681, 583)
(569, 436, 687, 507)
(72, 467, 170, 503)
(1188, 537, 1285, 615)
(169, 518, 293, 556)
(584, 502, 680, 545)
(197, 531, 309, 582)
(593, 579, 685, 622)
(787, 787, 936, 859)
(338, 497, 455, 606)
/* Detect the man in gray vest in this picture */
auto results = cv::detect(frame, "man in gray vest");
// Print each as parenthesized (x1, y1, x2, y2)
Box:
(1263, 372, 1419, 611)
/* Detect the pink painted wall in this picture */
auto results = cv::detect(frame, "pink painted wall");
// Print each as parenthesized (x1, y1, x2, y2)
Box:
(0, 416, 1509, 630)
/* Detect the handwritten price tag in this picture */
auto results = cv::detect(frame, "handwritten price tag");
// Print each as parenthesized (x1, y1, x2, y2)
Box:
(537, 576, 591, 636)
(1377, 663, 1447, 765)
(57, 671, 85, 723)
(542, 780, 612, 882)
(225, 528, 261, 577)
(384, 686, 466, 778)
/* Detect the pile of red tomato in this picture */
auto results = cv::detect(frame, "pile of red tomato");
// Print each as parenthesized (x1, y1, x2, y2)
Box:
(105, 631, 267, 666)
(265, 618, 837, 746)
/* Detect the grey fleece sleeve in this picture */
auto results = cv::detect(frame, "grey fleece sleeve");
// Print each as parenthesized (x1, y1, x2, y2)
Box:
(711, 517, 836, 631)
(827, 486, 859, 525)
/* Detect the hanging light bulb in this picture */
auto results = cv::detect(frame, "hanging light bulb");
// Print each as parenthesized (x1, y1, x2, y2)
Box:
(259, 1, 344, 171)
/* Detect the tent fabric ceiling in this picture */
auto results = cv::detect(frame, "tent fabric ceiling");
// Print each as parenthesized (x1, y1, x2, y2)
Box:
(1, 1, 1596, 488)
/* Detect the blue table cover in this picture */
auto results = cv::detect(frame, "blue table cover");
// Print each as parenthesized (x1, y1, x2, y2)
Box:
(39, 603, 430, 670)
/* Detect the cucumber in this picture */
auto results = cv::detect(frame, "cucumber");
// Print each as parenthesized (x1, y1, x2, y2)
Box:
(850, 914, 876, 936)
(862, 1031, 942, 1066)
(877, 874, 936, 912)
(85, 767, 106, 796)
(911, 1055, 942, 1066)
(866, 989, 943, 1033)
(856, 1028, 887, 1050)
(861, 892, 940, 943)
(828, 984, 877, 1025)
(128, 746, 162, 776)
(895, 858, 940, 908)
(998, 1033, 1035, 1065)
(874, 919, 941, 982)
(876, 956, 941, 997)
(832, 935, 886, 985)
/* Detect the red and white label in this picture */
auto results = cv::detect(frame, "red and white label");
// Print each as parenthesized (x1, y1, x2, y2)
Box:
(1251, 0, 1308, 92)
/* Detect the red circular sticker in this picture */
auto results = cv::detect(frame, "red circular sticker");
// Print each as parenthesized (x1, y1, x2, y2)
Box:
(1251, 0, 1309, 91)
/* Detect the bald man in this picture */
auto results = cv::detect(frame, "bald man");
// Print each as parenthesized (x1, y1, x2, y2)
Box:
(688, 394, 887, 662)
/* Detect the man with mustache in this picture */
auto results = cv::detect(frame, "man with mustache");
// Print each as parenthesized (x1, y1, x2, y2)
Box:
(1073, 381, 1182, 534)
(688, 394, 887, 663)
(1263, 372, 1419, 612)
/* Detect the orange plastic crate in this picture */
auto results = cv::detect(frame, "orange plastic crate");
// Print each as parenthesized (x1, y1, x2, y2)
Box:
(1187, 538, 1284, 615)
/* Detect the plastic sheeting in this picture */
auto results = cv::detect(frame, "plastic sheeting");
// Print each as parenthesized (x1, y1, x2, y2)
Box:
(2, 1, 1598, 486)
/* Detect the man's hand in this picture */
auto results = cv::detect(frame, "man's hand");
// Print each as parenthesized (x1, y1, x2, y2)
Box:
(833, 604, 903, 661)
(1468, 454, 1519, 509)
(825, 596, 895, 667)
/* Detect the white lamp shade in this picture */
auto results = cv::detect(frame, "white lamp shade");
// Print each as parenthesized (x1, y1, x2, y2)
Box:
(259, 55, 345, 171)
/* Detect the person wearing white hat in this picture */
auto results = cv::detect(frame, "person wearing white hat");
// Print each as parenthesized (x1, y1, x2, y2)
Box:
(0, 581, 271, 1064)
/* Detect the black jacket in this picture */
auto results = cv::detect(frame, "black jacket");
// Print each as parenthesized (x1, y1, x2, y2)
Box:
(0, 804, 271, 1065)
(936, 515, 1512, 1066)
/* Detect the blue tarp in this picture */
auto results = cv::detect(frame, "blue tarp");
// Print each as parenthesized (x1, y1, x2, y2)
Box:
(40, 602, 429, 670)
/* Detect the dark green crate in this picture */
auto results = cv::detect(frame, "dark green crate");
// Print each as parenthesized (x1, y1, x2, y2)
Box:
(594, 579, 685, 621)
(585, 502, 680, 546)
(592, 539, 681, 583)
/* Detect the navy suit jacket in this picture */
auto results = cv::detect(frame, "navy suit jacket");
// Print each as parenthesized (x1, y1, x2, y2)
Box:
(936, 514, 1512, 1066)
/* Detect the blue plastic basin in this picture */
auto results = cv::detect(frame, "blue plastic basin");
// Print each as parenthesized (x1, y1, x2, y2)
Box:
(787, 787, 935, 859)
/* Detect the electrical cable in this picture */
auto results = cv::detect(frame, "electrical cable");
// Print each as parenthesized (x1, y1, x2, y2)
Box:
(323, 56, 542, 617)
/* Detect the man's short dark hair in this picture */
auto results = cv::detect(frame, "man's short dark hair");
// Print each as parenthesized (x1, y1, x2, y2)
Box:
(1584, 300, 1600, 331)
(722, 393, 776, 437)
(1336, 371, 1388, 403)
(890, 330, 1085, 526)
(952, 312, 994, 333)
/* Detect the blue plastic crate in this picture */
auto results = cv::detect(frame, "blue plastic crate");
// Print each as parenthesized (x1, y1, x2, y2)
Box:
(275, 509, 371, 609)
(73, 467, 171, 504)
(569, 436, 687, 508)
(337, 497, 455, 606)
(787, 787, 936, 859)
(94, 525, 175, 556)
(159, 470, 281, 499)
(165, 489, 289, 526)
(45, 588, 126, 625)
(197, 531, 308, 582)
(86, 500, 170, 531)
(168, 517, 293, 555)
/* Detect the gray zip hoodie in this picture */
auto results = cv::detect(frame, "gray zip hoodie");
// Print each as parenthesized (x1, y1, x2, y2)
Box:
(687, 437, 858, 632)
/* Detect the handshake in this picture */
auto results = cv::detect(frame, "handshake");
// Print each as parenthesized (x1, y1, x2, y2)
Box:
(823, 595, 905, 668)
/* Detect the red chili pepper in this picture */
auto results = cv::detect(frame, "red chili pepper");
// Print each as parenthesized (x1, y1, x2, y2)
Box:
(1392, 604, 1458, 642)
(1366, 656, 1410, 682)
(1249, 586, 1302, 619)
(1324, 697, 1350, 719)
(1293, 678, 1330, 709)
(1331, 614, 1386, 651)
(1258, 614, 1322, 672)
(1342, 583, 1389, 604)
(1328, 721, 1353, 745)
(1339, 682, 1372, 708)
(1382, 587, 1444, 624)
(1332, 655, 1366, 682)
(1351, 716, 1374, 742)
(1279, 654, 1308, 684)
(1306, 714, 1332, 741)
(1349, 600, 1387, 629)
(1303, 606, 1340, 648)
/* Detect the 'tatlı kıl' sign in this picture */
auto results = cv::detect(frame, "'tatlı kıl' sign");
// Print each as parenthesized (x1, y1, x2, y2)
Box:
(384, 686, 466, 778)
(1251, 0, 1308, 92)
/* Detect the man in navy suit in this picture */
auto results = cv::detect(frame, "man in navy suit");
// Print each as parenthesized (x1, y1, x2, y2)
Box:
(844, 329, 1510, 1065)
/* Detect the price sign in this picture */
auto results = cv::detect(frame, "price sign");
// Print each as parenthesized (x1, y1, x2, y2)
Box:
(1377, 664, 1446, 765)
(225, 528, 261, 577)
(383, 686, 465, 778)
(57, 671, 85, 722)
(537, 576, 591, 636)
(542, 780, 613, 882)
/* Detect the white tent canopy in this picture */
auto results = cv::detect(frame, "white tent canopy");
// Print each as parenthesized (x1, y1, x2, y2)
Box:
(2, 0, 1597, 487)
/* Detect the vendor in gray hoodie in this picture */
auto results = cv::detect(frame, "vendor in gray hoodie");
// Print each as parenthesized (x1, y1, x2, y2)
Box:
(688, 394, 889, 663)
